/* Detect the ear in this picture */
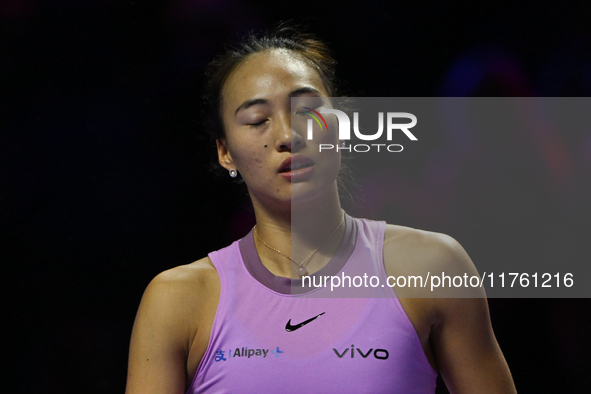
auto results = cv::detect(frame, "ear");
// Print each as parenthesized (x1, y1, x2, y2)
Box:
(216, 139, 235, 171)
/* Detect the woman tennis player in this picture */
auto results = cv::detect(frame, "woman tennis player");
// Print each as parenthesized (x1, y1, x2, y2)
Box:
(125, 26, 516, 393)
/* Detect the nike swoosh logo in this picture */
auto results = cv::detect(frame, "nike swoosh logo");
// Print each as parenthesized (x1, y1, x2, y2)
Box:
(285, 312, 325, 332)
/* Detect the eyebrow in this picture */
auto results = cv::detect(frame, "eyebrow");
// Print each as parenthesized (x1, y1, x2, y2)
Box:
(234, 87, 322, 116)
(234, 98, 267, 115)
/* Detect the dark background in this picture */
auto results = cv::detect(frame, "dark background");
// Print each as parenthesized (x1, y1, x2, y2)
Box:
(2, 0, 590, 392)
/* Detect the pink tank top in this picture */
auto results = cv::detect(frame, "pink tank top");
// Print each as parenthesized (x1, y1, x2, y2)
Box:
(187, 215, 437, 393)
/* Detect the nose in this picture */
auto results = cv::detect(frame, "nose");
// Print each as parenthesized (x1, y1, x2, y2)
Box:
(275, 111, 305, 152)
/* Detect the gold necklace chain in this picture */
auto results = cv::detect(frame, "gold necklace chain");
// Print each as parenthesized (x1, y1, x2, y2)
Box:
(253, 213, 345, 277)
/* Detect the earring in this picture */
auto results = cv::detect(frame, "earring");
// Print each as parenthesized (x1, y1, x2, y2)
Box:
(229, 169, 237, 178)
(340, 141, 346, 148)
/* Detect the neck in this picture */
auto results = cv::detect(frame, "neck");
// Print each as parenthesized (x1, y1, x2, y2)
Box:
(250, 186, 344, 278)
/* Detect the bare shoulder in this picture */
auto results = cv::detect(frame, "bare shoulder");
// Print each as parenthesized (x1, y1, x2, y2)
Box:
(141, 256, 220, 320)
(149, 256, 219, 292)
(383, 224, 483, 302)
(383, 224, 475, 275)
(132, 256, 221, 341)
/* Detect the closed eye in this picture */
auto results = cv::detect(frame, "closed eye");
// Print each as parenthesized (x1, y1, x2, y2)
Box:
(249, 119, 268, 128)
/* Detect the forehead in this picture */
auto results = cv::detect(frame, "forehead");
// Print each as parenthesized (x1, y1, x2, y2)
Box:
(221, 49, 328, 110)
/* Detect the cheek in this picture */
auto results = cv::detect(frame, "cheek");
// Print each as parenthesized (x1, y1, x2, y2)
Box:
(231, 147, 270, 179)
(324, 116, 341, 143)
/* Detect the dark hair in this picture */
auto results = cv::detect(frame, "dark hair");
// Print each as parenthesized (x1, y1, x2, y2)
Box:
(202, 23, 339, 144)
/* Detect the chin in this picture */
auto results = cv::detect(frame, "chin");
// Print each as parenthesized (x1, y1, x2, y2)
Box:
(289, 180, 338, 207)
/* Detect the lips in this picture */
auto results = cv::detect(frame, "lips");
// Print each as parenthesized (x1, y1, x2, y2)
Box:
(279, 156, 315, 173)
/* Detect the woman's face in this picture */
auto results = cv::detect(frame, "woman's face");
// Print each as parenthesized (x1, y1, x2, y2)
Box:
(217, 49, 340, 209)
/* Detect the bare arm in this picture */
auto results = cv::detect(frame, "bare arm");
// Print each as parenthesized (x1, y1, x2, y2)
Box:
(125, 260, 218, 394)
(384, 227, 516, 393)
(432, 296, 516, 393)
(429, 236, 516, 393)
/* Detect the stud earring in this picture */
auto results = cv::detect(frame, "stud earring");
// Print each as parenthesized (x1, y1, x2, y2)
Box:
(340, 141, 346, 148)
(229, 169, 237, 178)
